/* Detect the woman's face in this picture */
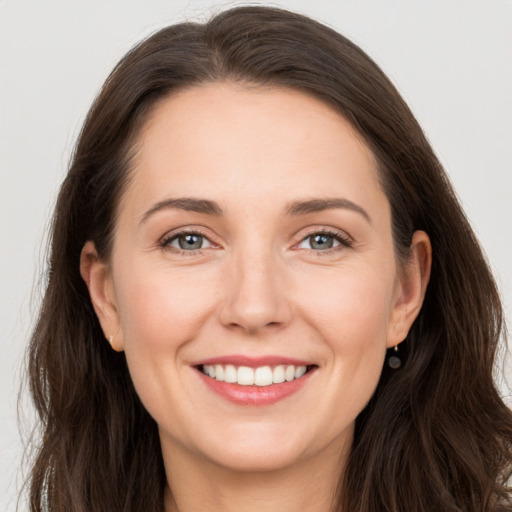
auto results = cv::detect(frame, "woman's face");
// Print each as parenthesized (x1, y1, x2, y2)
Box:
(85, 83, 428, 473)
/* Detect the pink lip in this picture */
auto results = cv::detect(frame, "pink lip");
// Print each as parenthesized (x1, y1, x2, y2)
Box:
(192, 355, 315, 368)
(194, 364, 317, 406)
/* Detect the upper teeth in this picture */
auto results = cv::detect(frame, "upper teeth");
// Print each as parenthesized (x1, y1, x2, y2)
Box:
(201, 364, 308, 386)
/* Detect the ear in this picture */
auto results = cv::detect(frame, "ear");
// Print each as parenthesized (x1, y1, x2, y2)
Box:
(387, 230, 432, 348)
(80, 241, 124, 352)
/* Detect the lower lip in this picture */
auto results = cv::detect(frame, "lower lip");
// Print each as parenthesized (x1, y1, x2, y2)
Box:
(196, 368, 316, 406)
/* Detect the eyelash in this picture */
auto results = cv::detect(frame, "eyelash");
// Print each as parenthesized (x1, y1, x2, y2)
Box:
(159, 228, 353, 255)
(160, 229, 212, 256)
(299, 229, 353, 255)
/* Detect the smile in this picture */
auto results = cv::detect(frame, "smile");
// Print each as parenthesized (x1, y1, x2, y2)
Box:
(199, 364, 312, 386)
(194, 358, 318, 406)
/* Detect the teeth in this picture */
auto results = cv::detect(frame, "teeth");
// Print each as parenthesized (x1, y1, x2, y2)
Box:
(237, 366, 254, 385)
(272, 365, 285, 384)
(201, 364, 309, 386)
(285, 365, 295, 382)
(215, 364, 224, 381)
(224, 364, 237, 383)
(254, 366, 273, 386)
(295, 366, 307, 379)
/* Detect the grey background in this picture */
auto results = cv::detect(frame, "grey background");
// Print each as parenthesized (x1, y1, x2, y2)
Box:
(1, 1, 511, 510)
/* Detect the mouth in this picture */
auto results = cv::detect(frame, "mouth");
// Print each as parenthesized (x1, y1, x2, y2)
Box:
(193, 359, 318, 406)
(197, 363, 317, 387)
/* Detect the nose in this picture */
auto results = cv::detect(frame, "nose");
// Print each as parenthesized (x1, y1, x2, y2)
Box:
(218, 247, 292, 335)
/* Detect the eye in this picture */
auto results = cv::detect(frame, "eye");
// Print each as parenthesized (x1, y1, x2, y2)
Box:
(165, 232, 212, 251)
(297, 231, 351, 251)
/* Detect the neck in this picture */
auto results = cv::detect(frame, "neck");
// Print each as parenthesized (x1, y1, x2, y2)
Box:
(162, 436, 348, 512)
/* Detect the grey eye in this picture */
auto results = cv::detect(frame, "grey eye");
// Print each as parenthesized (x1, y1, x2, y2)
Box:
(170, 233, 211, 250)
(299, 233, 340, 250)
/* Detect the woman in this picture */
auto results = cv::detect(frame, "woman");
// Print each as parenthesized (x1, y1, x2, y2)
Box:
(26, 5, 512, 511)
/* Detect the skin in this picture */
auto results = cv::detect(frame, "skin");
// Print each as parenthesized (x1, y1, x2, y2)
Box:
(81, 83, 431, 512)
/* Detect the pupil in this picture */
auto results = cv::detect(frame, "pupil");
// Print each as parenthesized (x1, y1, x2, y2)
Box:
(179, 234, 202, 250)
(311, 234, 333, 250)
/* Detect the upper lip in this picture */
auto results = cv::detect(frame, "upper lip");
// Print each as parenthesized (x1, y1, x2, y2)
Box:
(191, 355, 316, 368)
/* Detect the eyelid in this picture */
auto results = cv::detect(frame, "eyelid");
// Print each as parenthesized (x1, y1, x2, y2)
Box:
(157, 225, 353, 254)
(159, 226, 220, 252)
(293, 227, 354, 251)
(168, 233, 212, 250)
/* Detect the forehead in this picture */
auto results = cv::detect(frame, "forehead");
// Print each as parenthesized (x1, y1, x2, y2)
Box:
(122, 82, 385, 220)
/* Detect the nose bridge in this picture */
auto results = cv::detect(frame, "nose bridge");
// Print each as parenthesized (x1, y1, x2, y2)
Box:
(219, 237, 290, 333)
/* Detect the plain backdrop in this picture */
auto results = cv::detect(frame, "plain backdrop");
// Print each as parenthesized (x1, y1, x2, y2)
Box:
(1, 0, 511, 510)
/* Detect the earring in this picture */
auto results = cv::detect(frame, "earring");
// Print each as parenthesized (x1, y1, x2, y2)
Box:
(388, 345, 402, 369)
(108, 335, 113, 346)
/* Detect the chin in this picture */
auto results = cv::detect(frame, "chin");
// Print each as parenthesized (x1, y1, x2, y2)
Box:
(204, 441, 307, 473)
(190, 420, 347, 474)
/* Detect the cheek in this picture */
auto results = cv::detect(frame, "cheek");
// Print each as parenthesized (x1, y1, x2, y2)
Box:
(115, 263, 218, 350)
(112, 263, 220, 427)
(298, 265, 393, 421)
(296, 263, 395, 353)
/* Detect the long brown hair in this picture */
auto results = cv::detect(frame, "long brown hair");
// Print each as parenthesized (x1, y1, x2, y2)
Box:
(26, 6, 512, 511)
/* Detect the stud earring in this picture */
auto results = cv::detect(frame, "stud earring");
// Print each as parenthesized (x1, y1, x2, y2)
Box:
(388, 345, 402, 369)
(108, 335, 113, 346)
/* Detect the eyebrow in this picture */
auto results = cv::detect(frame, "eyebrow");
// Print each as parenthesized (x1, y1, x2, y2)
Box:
(140, 197, 223, 224)
(140, 196, 371, 225)
(286, 198, 372, 224)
